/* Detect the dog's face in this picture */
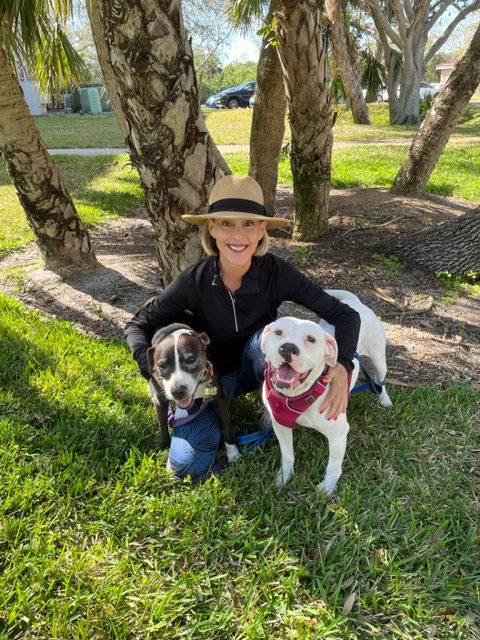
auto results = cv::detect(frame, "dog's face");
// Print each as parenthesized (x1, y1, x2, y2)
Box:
(147, 328, 212, 409)
(261, 317, 338, 396)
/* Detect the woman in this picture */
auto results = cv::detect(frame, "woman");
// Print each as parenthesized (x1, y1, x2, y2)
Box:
(124, 175, 360, 480)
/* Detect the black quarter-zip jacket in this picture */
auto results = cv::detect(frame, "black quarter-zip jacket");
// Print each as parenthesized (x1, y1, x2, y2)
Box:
(124, 253, 361, 379)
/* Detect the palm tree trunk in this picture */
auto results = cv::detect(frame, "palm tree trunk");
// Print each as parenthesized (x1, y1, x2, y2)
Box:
(249, 0, 286, 216)
(393, 23, 480, 194)
(0, 45, 96, 269)
(274, 0, 333, 240)
(324, 0, 370, 125)
(88, 0, 229, 286)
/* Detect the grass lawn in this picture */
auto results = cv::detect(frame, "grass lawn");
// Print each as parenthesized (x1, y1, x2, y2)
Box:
(225, 142, 480, 202)
(0, 293, 479, 639)
(34, 114, 125, 148)
(33, 103, 480, 148)
(0, 155, 141, 258)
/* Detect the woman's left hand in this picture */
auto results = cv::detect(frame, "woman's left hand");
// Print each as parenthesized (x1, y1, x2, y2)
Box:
(319, 363, 349, 420)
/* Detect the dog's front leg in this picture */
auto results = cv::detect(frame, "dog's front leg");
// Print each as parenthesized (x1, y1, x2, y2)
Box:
(272, 421, 295, 488)
(213, 388, 240, 463)
(155, 399, 171, 450)
(318, 427, 348, 495)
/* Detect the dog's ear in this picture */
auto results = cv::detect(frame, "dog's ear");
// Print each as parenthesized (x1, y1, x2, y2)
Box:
(260, 324, 272, 354)
(197, 331, 210, 347)
(324, 333, 338, 368)
(147, 346, 157, 375)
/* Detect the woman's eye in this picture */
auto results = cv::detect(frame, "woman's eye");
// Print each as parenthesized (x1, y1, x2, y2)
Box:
(221, 220, 233, 227)
(306, 335, 316, 343)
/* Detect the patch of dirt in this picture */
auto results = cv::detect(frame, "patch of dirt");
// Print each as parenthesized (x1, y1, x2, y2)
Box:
(1, 188, 479, 388)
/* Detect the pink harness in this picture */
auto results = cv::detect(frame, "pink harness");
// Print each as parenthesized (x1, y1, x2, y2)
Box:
(263, 362, 329, 429)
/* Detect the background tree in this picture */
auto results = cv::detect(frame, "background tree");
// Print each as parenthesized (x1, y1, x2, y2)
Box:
(0, 0, 96, 269)
(228, 0, 286, 215)
(362, 0, 480, 124)
(274, 0, 333, 239)
(325, 0, 370, 124)
(87, 0, 229, 285)
(392, 23, 480, 195)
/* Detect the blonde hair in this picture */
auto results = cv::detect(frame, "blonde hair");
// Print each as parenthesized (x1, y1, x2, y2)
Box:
(201, 223, 270, 256)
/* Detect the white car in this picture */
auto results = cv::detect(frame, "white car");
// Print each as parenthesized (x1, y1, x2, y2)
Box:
(374, 82, 439, 102)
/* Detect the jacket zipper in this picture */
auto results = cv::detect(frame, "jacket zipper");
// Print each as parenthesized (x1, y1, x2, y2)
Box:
(226, 290, 239, 332)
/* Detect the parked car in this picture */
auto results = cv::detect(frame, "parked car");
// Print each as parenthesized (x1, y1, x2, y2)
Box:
(375, 82, 439, 102)
(205, 93, 221, 108)
(249, 92, 256, 108)
(215, 81, 256, 109)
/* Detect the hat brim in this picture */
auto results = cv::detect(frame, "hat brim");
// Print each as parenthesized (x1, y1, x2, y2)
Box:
(181, 211, 290, 229)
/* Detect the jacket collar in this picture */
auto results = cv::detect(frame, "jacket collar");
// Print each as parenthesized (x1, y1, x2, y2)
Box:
(211, 256, 261, 294)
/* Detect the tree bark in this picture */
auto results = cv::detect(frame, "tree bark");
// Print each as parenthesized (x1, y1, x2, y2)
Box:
(324, 0, 370, 125)
(88, 0, 229, 286)
(392, 23, 480, 194)
(249, 0, 286, 216)
(364, 0, 480, 125)
(274, 0, 333, 240)
(391, 208, 480, 276)
(0, 45, 96, 269)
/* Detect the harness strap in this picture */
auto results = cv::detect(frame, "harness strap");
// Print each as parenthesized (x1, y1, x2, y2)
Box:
(169, 397, 214, 428)
(351, 352, 385, 395)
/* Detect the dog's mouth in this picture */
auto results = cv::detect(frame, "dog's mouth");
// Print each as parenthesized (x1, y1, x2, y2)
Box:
(174, 394, 196, 410)
(269, 362, 311, 390)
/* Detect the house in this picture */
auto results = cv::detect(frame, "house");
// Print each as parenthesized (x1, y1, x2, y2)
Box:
(435, 60, 459, 85)
(16, 60, 47, 115)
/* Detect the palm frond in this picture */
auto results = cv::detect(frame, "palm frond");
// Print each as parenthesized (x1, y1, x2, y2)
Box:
(226, 0, 268, 30)
(33, 22, 85, 94)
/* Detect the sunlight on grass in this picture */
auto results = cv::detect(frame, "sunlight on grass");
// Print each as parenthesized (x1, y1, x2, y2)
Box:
(34, 113, 125, 148)
(224, 142, 480, 202)
(0, 155, 143, 257)
(0, 293, 478, 639)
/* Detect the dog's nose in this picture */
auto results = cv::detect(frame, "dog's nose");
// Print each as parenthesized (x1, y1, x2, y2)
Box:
(278, 342, 299, 363)
(171, 383, 188, 399)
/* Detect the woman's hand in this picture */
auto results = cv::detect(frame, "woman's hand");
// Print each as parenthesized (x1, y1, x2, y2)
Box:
(320, 363, 349, 420)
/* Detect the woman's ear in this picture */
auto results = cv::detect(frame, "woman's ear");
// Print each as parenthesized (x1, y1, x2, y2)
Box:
(208, 219, 216, 237)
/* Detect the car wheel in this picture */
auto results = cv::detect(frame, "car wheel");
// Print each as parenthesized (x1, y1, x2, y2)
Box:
(227, 98, 240, 109)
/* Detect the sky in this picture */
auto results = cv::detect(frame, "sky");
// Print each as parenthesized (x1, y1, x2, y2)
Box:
(223, 33, 261, 65)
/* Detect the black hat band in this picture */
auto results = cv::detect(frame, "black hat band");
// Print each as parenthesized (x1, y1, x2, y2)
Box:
(208, 198, 267, 216)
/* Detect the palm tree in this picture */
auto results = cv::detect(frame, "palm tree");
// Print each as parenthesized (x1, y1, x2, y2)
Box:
(87, 0, 230, 286)
(0, 0, 96, 269)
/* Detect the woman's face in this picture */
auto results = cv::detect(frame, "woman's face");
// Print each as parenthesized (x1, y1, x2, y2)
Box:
(208, 217, 266, 271)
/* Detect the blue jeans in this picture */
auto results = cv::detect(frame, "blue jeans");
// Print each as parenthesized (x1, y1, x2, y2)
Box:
(168, 329, 265, 480)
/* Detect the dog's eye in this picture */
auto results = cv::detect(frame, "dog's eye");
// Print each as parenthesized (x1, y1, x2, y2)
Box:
(306, 335, 316, 343)
(184, 355, 195, 365)
(274, 330, 283, 336)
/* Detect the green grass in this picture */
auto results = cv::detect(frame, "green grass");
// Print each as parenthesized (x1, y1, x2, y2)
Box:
(225, 142, 480, 202)
(0, 293, 479, 639)
(34, 114, 125, 148)
(0, 155, 142, 258)
(33, 103, 480, 149)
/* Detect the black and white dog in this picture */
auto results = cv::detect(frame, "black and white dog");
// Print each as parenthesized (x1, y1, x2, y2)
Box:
(261, 290, 392, 495)
(147, 323, 240, 462)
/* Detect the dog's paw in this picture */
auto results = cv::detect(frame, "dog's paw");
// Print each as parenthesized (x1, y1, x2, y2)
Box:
(316, 478, 338, 496)
(275, 468, 292, 489)
(378, 389, 393, 408)
(225, 443, 241, 463)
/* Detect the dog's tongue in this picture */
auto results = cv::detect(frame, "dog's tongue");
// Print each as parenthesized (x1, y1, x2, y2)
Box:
(176, 396, 194, 409)
(278, 363, 299, 383)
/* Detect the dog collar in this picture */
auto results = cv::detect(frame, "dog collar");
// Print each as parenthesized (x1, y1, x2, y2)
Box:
(263, 363, 329, 429)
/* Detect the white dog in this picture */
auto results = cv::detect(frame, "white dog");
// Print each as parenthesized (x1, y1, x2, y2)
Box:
(261, 290, 392, 495)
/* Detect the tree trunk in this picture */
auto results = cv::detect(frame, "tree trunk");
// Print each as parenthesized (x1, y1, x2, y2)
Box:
(392, 23, 480, 194)
(88, 0, 229, 286)
(0, 45, 96, 269)
(274, 0, 333, 240)
(249, 0, 286, 216)
(395, 30, 427, 125)
(324, 0, 370, 125)
(391, 208, 480, 276)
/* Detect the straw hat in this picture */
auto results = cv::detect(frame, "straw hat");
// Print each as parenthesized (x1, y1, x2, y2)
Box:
(181, 175, 290, 229)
